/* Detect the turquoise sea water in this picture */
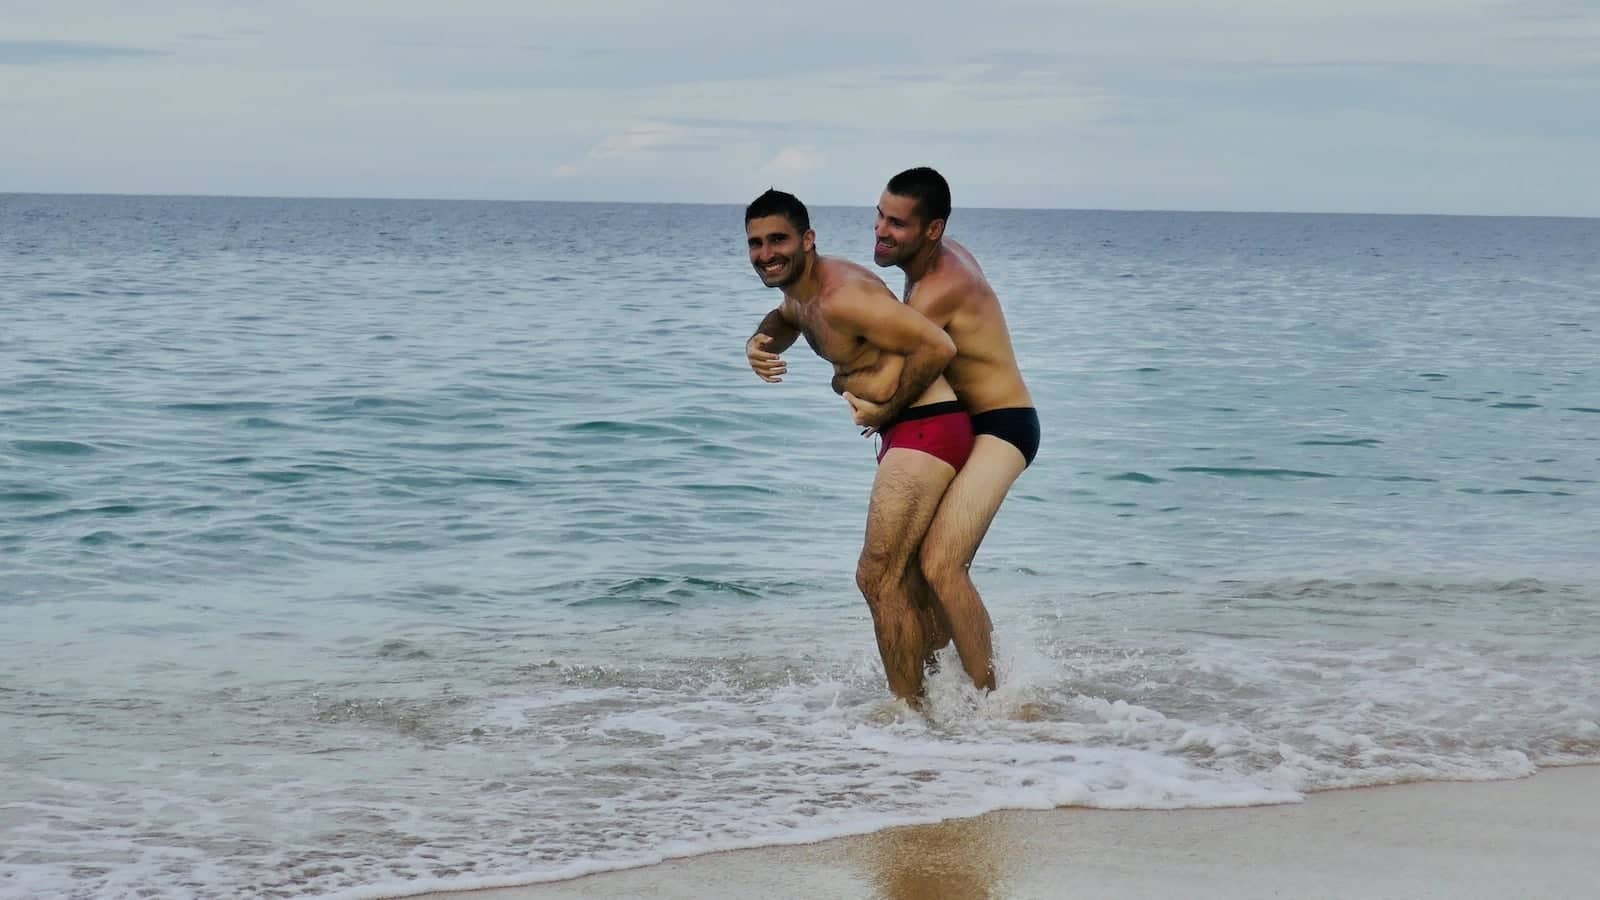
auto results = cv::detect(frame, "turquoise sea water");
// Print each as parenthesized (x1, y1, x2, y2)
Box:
(2, 194, 1597, 898)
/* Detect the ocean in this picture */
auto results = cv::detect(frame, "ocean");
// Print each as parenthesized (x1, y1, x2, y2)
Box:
(1, 193, 1596, 899)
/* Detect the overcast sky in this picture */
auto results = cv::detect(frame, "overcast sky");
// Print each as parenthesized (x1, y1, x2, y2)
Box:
(4, 1, 1597, 215)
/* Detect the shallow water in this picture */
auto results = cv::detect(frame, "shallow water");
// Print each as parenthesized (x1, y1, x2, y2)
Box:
(2, 195, 1597, 898)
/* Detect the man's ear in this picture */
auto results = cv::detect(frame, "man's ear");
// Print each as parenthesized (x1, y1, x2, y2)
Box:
(802, 229, 816, 252)
(925, 219, 946, 241)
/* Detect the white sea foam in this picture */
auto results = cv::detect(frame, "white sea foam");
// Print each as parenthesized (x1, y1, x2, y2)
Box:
(4, 595, 1596, 900)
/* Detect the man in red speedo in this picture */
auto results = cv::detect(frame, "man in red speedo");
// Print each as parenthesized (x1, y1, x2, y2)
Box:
(742, 188, 972, 706)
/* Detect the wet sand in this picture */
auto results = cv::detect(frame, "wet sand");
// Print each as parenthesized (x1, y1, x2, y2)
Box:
(400, 765, 1598, 900)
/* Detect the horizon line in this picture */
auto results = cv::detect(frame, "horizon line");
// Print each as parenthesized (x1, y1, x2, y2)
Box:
(2, 189, 1595, 222)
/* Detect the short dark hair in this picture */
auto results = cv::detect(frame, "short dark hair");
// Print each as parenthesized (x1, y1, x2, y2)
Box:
(885, 167, 951, 224)
(744, 188, 810, 233)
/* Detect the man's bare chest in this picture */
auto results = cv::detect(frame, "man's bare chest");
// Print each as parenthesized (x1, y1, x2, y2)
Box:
(794, 308, 869, 368)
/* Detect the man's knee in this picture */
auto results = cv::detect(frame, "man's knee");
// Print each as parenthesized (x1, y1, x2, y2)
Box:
(859, 552, 921, 610)
(855, 552, 893, 600)
(919, 542, 971, 592)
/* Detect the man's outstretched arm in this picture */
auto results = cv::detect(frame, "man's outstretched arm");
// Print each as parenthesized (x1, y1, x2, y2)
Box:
(747, 306, 800, 382)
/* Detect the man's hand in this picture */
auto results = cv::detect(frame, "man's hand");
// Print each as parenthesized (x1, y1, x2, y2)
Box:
(844, 391, 891, 435)
(746, 333, 788, 382)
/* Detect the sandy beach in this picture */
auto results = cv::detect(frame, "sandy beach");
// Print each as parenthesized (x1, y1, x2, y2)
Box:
(398, 765, 1598, 900)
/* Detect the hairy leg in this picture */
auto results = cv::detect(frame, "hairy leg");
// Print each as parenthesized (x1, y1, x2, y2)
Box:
(856, 447, 957, 703)
(905, 558, 952, 666)
(919, 435, 1029, 692)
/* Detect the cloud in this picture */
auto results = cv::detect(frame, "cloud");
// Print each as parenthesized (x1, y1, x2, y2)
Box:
(175, 29, 265, 43)
(2, 1, 1596, 215)
(0, 40, 169, 65)
(1494, 0, 1600, 24)
(763, 146, 826, 174)
(587, 122, 722, 160)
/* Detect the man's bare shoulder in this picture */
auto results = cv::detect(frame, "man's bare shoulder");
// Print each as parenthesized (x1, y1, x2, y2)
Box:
(813, 271, 895, 339)
(817, 256, 892, 290)
(923, 240, 996, 300)
(931, 240, 990, 285)
(817, 257, 896, 307)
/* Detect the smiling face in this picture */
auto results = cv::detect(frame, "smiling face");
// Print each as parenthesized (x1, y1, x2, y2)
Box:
(873, 190, 942, 267)
(746, 214, 814, 288)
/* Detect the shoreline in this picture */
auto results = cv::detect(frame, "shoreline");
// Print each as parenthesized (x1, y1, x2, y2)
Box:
(385, 764, 1599, 900)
